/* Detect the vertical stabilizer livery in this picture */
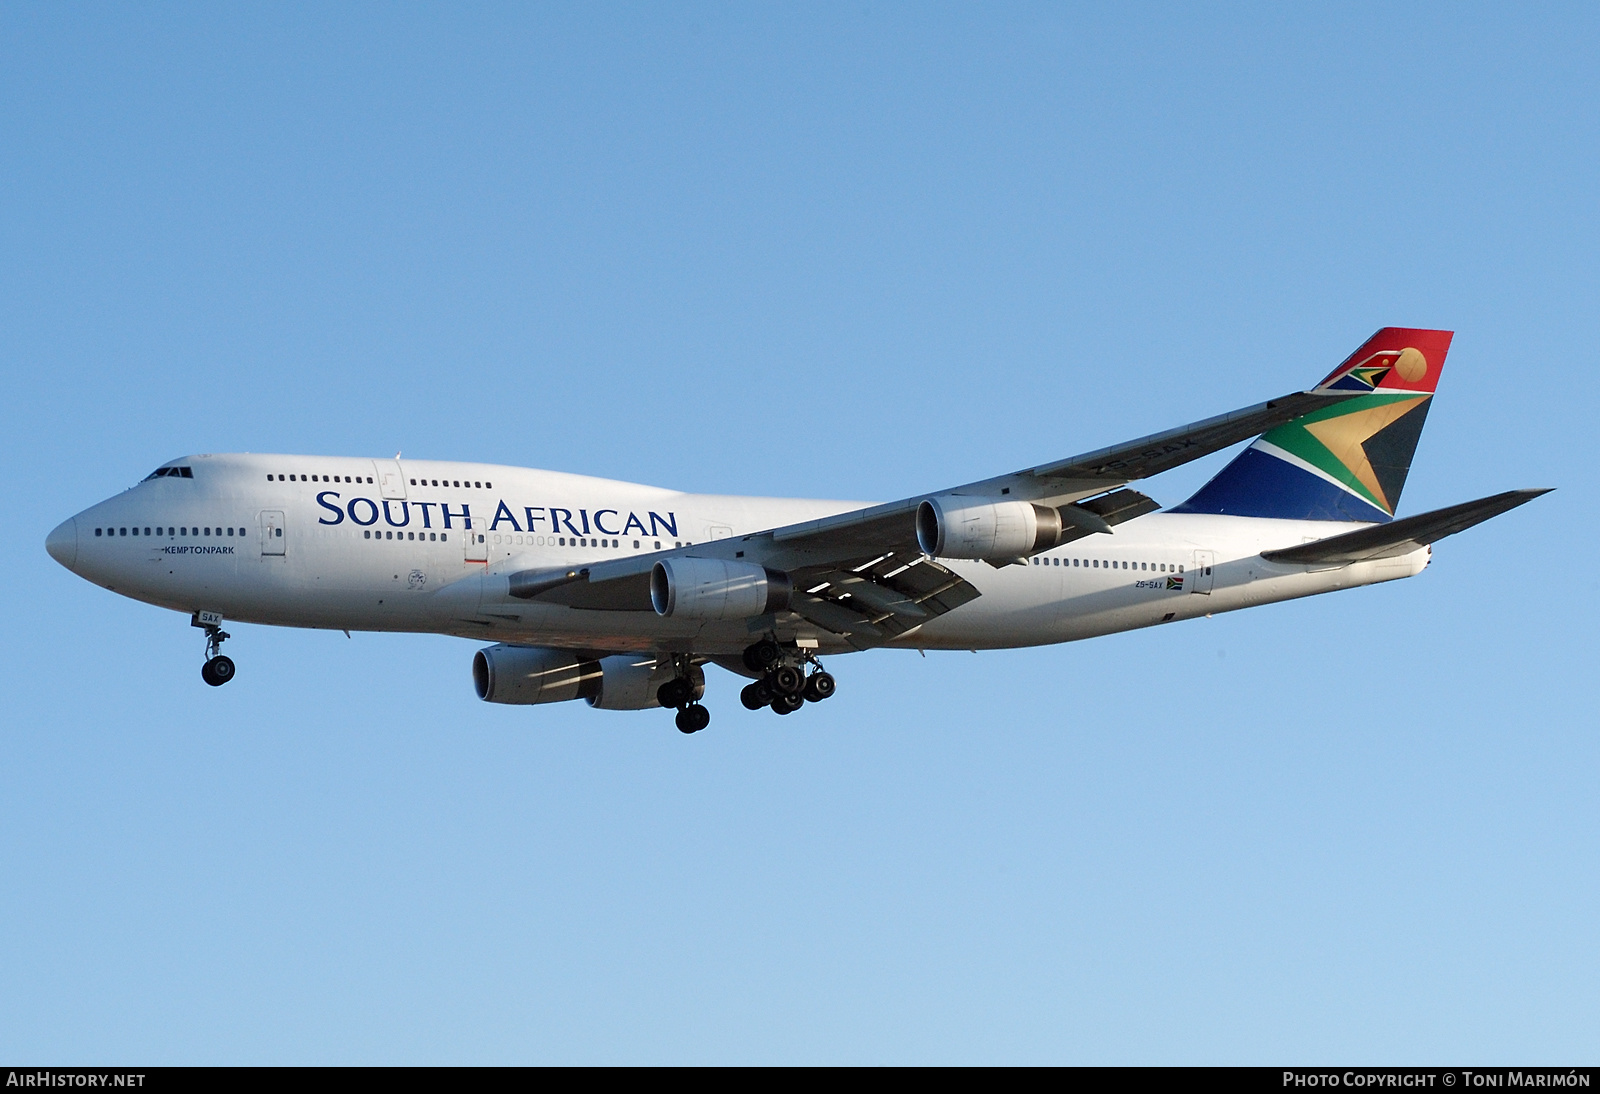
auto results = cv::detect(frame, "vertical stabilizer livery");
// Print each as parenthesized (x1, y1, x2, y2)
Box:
(1172, 327, 1451, 521)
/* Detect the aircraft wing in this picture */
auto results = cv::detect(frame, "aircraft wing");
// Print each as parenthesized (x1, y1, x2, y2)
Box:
(759, 387, 1357, 559)
(509, 546, 983, 650)
(506, 387, 1359, 647)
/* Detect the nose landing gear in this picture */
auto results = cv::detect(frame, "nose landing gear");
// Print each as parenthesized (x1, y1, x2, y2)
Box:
(192, 611, 236, 687)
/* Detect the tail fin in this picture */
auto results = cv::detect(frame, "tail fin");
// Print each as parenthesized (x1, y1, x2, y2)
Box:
(1169, 327, 1453, 522)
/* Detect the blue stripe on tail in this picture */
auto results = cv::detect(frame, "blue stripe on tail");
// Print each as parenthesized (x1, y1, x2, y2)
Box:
(1168, 447, 1392, 522)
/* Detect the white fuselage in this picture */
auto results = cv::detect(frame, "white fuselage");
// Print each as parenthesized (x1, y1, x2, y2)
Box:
(49, 453, 1428, 658)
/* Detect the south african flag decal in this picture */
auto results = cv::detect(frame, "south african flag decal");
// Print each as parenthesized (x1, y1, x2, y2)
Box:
(1166, 575, 1184, 590)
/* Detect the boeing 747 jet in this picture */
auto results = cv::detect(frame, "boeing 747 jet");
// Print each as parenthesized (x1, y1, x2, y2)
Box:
(46, 328, 1546, 733)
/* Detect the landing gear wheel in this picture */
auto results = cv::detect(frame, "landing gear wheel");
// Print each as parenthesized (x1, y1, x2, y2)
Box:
(193, 614, 234, 687)
(201, 655, 235, 687)
(676, 703, 711, 733)
(771, 692, 804, 715)
(743, 639, 782, 673)
(802, 671, 836, 703)
(657, 678, 691, 708)
(770, 664, 804, 696)
(740, 680, 775, 710)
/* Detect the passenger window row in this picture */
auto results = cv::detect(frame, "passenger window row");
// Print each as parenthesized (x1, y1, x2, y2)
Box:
(271, 474, 373, 484)
(490, 535, 688, 550)
(366, 530, 448, 541)
(494, 534, 622, 548)
(95, 525, 246, 537)
(1031, 556, 1184, 573)
(268, 473, 496, 489)
(143, 466, 193, 480)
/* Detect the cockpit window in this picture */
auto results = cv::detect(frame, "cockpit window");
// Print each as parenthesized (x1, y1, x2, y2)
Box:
(143, 466, 193, 480)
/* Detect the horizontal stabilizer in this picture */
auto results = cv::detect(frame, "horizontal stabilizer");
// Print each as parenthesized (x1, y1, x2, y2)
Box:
(1261, 489, 1552, 565)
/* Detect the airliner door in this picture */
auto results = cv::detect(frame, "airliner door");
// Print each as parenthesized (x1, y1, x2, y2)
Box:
(373, 459, 407, 500)
(464, 518, 488, 563)
(1190, 550, 1216, 594)
(260, 510, 286, 556)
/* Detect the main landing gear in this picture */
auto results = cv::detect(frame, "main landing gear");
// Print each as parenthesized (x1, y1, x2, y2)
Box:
(192, 612, 236, 687)
(738, 639, 836, 717)
(657, 642, 839, 735)
(657, 659, 710, 734)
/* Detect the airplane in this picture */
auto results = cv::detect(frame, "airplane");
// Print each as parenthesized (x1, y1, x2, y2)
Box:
(45, 327, 1547, 734)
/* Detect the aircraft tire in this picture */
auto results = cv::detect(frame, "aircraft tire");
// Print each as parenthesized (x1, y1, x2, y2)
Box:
(202, 655, 235, 687)
(740, 681, 772, 710)
(676, 703, 710, 733)
(743, 639, 781, 673)
(771, 693, 804, 716)
(770, 665, 803, 696)
(802, 672, 835, 702)
(657, 679, 690, 708)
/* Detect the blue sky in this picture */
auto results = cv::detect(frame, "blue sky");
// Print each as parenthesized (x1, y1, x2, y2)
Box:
(2, 4, 1595, 1063)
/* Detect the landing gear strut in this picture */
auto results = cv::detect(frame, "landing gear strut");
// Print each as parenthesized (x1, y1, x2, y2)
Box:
(658, 658, 710, 734)
(192, 612, 235, 687)
(739, 641, 837, 716)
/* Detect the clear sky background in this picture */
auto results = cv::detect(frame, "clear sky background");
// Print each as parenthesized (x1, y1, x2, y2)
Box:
(2, 3, 1595, 1064)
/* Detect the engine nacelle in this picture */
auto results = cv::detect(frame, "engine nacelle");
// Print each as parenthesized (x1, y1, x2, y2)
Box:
(473, 644, 601, 705)
(650, 558, 792, 620)
(586, 655, 702, 710)
(915, 496, 1062, 561)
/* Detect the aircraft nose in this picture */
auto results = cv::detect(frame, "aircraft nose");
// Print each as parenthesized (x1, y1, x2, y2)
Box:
(46, 517, 78, 569)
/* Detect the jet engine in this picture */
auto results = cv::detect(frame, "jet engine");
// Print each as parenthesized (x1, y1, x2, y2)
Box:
(473, 644, 602, 705)
(650, 558, 792, 620)
(915, 496, 1063, 561)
